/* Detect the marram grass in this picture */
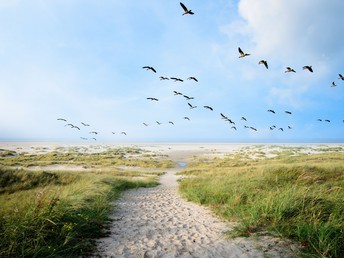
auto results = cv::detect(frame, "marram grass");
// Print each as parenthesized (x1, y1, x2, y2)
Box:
(179, 147, 344, 258)
(0, 146, 168, 257)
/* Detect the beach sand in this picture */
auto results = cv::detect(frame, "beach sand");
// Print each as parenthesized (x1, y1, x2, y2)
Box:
(3, 142, 342, 257)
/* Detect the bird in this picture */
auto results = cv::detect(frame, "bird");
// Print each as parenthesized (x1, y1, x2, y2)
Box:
(169, 121, 175, 125)
(285, 67, 296, 73)
(147, 97, 159, 101)
(91, 137, 97, 141)
(220, 113, 229, 120)
(238, 47, 250, 58)
(339, 74, 344, 80)
(303, 65, 313, 72)
(112, 132, 116, 134)
(184, 117, 190, 120)
(188, 103, 197, 109)
(227, 119, 235, 125)
(325, 119, 331, 122)
(288, 126, 292, 129)
(159, 76, 169, 80)
(241, 117, 247, 121)
(187, 77, 198, 82)
(231, 126, 237, 130)
(278, 128, 284, 131)
(250, 127, 257, 131)
(285, 111, 292, 115)
(156, 121, 162, 125)
(269, 126, 274, 130)
(143, 123, 149, 126)
(258, 60, 268, 69)
(331, 82, 337, 87)
(57, 118, 67, 122)
(171, 77, 183, 82)
(183, 95, 194, 100)
(267, 109, 276, 114)
(120, 132, 127, 135)
(142, 66, 156, 73)
(81, 122, 90, 126)
(317, 119, 322, 122)
(173, 91, 183, 96)
(72, 125, 80, 130)
(80, 137, 88, 140)
(89, 131, 99, 135)
(180, 2, 194, 15)
(204, 106, 213, 111)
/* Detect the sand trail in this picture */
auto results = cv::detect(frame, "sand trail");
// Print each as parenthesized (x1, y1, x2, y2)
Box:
(95, 164, 297, 258)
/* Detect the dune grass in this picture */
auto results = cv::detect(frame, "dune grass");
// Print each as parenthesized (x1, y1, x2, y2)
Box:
(179, 146, 344, 257)
(0, 146, 169, 257)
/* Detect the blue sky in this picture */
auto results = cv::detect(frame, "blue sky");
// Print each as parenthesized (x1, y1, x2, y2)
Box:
(0, 0, 343, 142)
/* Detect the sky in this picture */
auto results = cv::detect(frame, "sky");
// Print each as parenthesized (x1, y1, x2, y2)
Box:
(0, 0, 343, 142)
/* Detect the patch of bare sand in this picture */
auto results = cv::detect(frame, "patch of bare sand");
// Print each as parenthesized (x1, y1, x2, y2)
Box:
(94, 144, 299, 258)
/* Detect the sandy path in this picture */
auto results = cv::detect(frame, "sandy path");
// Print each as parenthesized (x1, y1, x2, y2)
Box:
(94, 165, 297, 258)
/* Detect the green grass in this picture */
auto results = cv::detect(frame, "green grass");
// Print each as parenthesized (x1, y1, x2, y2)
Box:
(179, 147, 344, 257)
(0, 146, 169, 257)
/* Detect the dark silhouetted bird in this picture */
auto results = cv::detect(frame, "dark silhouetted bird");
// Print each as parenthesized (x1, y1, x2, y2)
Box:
(89, 131, 99, 135)
(241, 117, 247, 121)
(188, 103, 197, 109)
(81, 122, 90, 126)
(250, 127, 257, 131)
(317, 119, 322, 122)
(57, 118, 67, 122)
(184, 117, 190, 120)
(285, 67, 296, 73)
(238, 47, 250, 58)
(231, 126, 237, 130)
(183, 95, 194, 100)
(143, 123, 149, 126)
(285, 111, 292, 115)
(169, 121, 174, 125)
(288, 126, 292, 129)
(171, 77, 183, 82)
(159, 76, 169, 80)
(121, 132, 127, 135)
(187, 77, 198, 82)
(258, 60, 268, 69)
(156, 121, 162, 125)
(173, 91, 183, 96)
(204, 106, 213, 111)
(267, 109, 275, 114)
(325, 119, 330, 122)
(147, 97, 159, 101)
(278, 128, 284, 131)
(142, 66, 156, 73)
(303, 66, 313, 72)
(339, 74, 344, 80)
(331, 82, 337, 87)
(180, 2, 194, 15)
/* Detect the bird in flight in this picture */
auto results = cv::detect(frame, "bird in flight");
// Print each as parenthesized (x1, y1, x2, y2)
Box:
(156, 121, 162, 125)
(231, 126, 237, 130)
(331, 82, 337, 87)
(250, 127, 257, 131)
(241, 117, 247, 121)
(188, 103, 197, 109)
(267, 109, 276, 114)
(81, 122, 90, 126)
(57, 118, 67, 122)
(325, 119, 330, 122)
(303, 65, 313, 72)
(285, 67, 296, 73)
(159, 76, 169, 80)
(220, 113, 229, 120)
(171, 77, 183, 82)
(180, 2, 194, 15)
(187, 77, 198, 82)
(142, 66, 156, 73)
(89, 131, 99, 135)
(339, 74, 344, 80)
(169, 121, 175, 125)
(285, 111, 292, 115)
(120, 132, 127, 135)
(147, 97, 159, 101)
(173, 91, 183, 96)
(278, 128, 284, 131)
(258, 60, 268, 69)
(143, 123, 149, 126)
(238, 47, 250, 58)
(183, 95, 194, 100)
(288, 126, 292, 129)
(184, 117, 190, 120)
(203, 106, 213, 111)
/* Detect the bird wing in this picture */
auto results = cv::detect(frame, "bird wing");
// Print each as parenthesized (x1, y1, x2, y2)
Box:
(151, 67, 157, 73)
(180, 2, 188, 11)
(238, 47, 244, 55)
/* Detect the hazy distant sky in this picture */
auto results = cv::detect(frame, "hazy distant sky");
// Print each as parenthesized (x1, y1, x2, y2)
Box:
(0, 0, 343, 142)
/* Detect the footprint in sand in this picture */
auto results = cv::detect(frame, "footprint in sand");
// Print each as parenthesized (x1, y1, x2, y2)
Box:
(94, 165, 298, 258)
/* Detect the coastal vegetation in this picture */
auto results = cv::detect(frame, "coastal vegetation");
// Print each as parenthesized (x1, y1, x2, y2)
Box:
(0, 146, 171, 257)
(179, 146, 344, 257)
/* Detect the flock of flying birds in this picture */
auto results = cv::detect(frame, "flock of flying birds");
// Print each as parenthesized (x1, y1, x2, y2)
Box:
(57, 2, 343, 140)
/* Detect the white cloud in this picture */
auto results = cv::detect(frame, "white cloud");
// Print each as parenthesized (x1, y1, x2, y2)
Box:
(237, 0, 344, 61)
